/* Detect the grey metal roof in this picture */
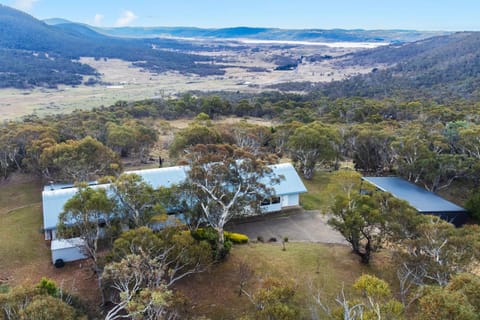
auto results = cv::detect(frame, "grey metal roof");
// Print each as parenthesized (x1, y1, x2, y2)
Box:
(42, 163, 306, 230)
(362, 177, 466, 213)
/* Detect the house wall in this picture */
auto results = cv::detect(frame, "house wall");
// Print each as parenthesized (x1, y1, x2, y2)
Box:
(281, 194, 300, 207)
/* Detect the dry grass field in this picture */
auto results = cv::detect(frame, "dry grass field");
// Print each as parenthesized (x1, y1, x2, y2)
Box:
(0, 43, 380, 121)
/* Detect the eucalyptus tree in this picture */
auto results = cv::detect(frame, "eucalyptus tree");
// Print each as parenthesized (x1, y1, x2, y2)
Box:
(287, 121, 340, 179)
(181, 144, 279, 256)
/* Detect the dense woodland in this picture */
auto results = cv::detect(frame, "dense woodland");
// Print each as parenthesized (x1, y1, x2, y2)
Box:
(3, 92, 480, 213)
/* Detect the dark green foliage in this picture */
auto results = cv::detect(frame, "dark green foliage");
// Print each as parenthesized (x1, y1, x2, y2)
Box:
(191, 227, 233, 260)
(465, 190, 480, 222)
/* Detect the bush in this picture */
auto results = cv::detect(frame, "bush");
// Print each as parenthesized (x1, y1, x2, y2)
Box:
(37, 278, 58, 296)
(191, 227, 233, 261)
(224, 231, 249, 244)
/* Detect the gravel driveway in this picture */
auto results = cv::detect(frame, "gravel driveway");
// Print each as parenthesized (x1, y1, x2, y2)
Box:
(226, 208, 347, 244)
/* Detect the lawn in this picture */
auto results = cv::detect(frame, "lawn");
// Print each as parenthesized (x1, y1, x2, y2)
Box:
(175, 242, 394, 319)
(0, 173, 42, 215)
(300, 164, 361, 213)
(300, 170, 333, 211)
(0, 175, 102, 313)
(0, 205, 48, 272)
(0, 174, 47, 275)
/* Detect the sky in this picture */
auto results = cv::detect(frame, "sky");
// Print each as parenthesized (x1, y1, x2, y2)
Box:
(1, 0, 480, 31)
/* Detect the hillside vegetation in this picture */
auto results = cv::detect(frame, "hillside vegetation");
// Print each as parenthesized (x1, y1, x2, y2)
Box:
(0, 5, 223, 88)
(316, 32, 480, 100)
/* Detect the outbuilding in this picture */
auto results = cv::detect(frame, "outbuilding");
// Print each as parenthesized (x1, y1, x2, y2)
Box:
(50, 237, 88, 265)
(362, 176, 468, 227)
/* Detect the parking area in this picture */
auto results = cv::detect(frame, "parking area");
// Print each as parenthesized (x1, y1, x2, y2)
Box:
(227, 208, 347, 244)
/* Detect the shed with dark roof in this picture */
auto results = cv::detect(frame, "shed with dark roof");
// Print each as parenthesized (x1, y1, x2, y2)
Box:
(362, 176, 468, 227)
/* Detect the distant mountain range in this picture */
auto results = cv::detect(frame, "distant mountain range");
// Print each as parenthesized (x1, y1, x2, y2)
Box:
(43, 18, 446, 44)
(0, 5, 224, 88)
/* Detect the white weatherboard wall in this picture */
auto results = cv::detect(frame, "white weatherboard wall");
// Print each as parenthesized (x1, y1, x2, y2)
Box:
(281, 194, 299, 207)
(51, 238, 88, 263)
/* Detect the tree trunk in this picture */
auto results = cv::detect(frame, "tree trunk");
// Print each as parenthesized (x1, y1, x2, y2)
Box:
(215, 226, 226, 261)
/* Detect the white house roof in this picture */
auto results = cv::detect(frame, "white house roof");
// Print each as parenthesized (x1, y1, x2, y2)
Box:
(42, 163, 306, 231)
(42, 183, 111, 230)
(51, 237, 86, 251)
(265, 163, 308, 195)
(128, 166, 189, 188)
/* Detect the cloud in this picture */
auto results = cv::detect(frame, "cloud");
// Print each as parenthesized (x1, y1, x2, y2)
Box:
(13, 0, 38, 11)
(115, 10, 138, 27)
(94, 13, 104, 26)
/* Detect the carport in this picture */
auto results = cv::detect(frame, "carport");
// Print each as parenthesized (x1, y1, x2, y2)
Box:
(362, 176, 468, 227)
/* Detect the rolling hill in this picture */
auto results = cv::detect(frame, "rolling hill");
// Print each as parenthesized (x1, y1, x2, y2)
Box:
(89, 25, 445, 43)
(316, 32, 480, 100)
(0, 5, 223, 88)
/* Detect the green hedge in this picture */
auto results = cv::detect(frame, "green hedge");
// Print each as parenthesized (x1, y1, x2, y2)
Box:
(224, 231, 249, 244)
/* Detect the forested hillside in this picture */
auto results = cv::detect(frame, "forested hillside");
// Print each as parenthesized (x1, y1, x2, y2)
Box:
(317, 32, 480, 100)
(0, 5, 223, 88)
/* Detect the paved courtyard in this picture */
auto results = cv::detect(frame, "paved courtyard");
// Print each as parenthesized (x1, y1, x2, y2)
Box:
(227, 208, 347, 244)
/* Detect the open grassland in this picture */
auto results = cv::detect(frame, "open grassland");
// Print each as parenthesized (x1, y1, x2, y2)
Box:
(0, 43, 375, 121)
(0, 205, 47, 273)
(0, 174, 42, 215)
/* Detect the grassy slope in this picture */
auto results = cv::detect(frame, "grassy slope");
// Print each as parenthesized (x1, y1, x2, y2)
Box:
(0, 174, 41, 215)
(175, 242, 394, 319)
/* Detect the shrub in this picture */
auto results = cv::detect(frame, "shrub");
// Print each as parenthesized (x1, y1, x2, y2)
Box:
(257, 236, 264, 243)
(191, 227, 233, 261)
(37, 278, 58, 297)
(224, 231, 249, 244)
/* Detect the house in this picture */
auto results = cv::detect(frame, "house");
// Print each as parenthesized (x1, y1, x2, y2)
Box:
(42, 163, 307, 241)
(361, 176, 468, 227)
